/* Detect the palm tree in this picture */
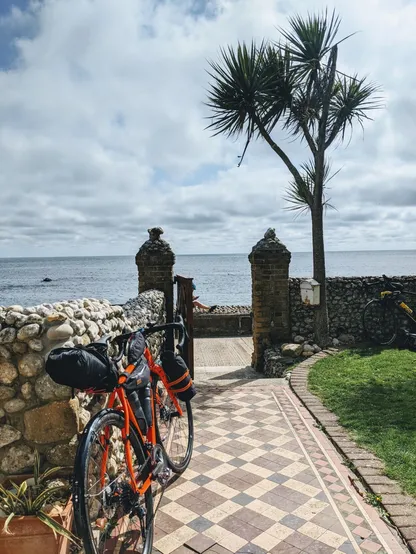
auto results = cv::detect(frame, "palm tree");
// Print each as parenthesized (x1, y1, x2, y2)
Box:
(205, 10, 381, 345)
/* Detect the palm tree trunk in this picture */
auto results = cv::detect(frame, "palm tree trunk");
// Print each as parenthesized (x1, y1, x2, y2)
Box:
(311, 202, 329, 346)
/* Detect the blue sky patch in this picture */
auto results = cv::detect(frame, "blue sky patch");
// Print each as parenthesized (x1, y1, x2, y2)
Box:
(0, 0, 37, 70)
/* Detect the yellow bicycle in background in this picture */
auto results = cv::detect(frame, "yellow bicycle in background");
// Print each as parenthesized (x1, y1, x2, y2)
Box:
(363, 274, 416, 345)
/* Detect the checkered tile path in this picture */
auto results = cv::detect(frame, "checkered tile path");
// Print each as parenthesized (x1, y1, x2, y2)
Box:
(153, 385, 407, 554)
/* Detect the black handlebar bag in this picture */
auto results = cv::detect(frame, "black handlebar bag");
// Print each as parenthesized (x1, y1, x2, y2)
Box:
(160, 350, 196, 401)
(45, 345, 118, 392)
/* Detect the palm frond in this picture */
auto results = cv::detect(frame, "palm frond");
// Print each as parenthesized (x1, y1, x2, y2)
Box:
(285, 179, 313, 215)
(205, 40, 269, 140)
(326, 75, 383, 147)
(282, 84, 320, 141)
(284, 160, 313, 213)
(279, 10, 341, 78)
(258, 45, 296, 132)
(284, 158, 339, 213)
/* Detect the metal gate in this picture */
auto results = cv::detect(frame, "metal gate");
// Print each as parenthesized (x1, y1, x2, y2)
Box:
(174, 275, 194, 379)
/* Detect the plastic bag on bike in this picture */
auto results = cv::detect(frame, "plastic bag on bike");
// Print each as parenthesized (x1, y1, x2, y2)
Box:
(160, 350, 196, 401)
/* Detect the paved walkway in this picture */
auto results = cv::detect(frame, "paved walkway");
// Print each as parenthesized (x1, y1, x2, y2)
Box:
(195, 337, 253, 368)
(193, 337, 265, 386)
(154, 379, 407, 554)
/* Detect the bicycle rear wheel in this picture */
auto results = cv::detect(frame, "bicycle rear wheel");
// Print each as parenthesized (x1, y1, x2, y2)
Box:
(363, 299, 397, 345)
(73, 409, 153, 554)
(154, 380, 194, 474)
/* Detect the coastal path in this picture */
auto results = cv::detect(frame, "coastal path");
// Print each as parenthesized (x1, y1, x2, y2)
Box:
(151, 338, 408, 554)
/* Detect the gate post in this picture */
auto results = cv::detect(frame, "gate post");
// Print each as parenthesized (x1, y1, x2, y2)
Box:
(136, 227, 175, 349)
(249, 228, 291, 371)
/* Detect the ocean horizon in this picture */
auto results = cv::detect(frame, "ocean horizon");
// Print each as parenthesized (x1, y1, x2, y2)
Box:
(1, 250, 415, 307)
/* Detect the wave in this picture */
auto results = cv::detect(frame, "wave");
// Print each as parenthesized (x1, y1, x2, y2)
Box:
(0, 283, 59, 291)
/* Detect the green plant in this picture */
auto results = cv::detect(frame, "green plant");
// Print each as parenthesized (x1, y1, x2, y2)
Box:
(205, 9, 382, 345)
(0, 450, 79, 545)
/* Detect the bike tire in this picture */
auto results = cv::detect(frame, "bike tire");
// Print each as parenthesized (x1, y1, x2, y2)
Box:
(73, 409, 154, 554)
(362, 299, 397, 345)
(154, 382, 194, 474)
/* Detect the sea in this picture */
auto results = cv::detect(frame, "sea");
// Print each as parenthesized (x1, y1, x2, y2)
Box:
(1, 251, 415, 308)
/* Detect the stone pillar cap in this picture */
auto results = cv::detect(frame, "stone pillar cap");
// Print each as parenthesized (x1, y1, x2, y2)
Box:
(249, 228, 291, 261)
(136, 227, 175, 262)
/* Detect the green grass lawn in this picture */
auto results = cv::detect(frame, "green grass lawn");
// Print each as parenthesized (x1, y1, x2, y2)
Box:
(308, 347, 416, 497)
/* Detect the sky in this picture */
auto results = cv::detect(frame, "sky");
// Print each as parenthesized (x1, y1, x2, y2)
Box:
(0, 0, 415, 257)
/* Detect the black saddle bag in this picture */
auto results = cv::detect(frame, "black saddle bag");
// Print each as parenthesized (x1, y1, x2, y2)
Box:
(160, 350, 196, 401)
(45, 345, 118, 392)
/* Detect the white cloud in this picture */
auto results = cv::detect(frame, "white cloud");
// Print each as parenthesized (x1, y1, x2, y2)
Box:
(0, 0, 415, 258)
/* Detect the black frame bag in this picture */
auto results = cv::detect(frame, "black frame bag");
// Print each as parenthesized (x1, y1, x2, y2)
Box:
(160, 350, 196, 401)
(45, 345, 118, 392)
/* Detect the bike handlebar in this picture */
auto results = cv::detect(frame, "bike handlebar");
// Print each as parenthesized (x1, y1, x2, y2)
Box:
(112, 315, 188, 363)
(364, 274, 403, 292)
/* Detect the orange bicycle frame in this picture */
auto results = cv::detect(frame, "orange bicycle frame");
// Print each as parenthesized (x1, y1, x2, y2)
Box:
(98, 346, 183, 495)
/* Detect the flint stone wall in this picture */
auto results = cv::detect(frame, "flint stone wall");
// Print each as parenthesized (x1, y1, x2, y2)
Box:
(0, 290, 165, 475)
(194, 312, 252, 338)
(290, 276, 416, 340)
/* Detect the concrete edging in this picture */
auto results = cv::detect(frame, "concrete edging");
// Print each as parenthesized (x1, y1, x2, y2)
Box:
(290, 350, 416, 553)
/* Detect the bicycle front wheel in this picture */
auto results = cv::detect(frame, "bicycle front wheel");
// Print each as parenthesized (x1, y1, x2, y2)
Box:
(154, 381, 194, 474)
(73, 409, 154, 554)
(363, 299, 397, 345)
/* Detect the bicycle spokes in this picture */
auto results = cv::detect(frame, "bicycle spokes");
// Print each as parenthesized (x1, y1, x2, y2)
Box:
(85, 425, 148, 553)
(156, 383, 191, 466)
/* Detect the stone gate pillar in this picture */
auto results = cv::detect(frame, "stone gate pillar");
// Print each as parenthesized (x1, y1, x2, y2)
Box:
(249, 228, 291, 370)
(136, 228, 175, 348)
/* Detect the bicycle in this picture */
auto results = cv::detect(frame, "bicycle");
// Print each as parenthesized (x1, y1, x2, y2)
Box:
(363, 274, 416, 345)
(46, 316, 194, 554)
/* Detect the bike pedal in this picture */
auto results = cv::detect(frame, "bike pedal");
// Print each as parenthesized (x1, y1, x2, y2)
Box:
(152, 458, 165, 477)
(157, 468, 172, 487)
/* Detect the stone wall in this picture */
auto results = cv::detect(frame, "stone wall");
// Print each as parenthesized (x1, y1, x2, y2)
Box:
(194, 307, 252, 338)
(290, 276, 416, 340)
(0, 290, 165, 475)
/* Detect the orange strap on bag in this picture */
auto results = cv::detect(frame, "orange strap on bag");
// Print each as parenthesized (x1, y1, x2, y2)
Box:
(169, 380, 193, 394)
(167, 369, 190, 387)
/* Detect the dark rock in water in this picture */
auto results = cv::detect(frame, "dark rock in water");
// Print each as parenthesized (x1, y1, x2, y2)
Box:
(42, 278, 52, 282)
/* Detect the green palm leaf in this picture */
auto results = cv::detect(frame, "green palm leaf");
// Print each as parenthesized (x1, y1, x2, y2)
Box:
(205, 40, 269, 139)
(326, 75, 383, 146)
(285, 159, 337, 213)
(279, 10, 353, 79)
(259, 45, 296, 132)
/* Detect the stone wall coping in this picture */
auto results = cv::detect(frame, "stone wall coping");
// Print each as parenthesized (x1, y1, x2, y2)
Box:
(290, 275, 416, 281)
(194, 306, 252, 316)
(290, 351, 416, 554)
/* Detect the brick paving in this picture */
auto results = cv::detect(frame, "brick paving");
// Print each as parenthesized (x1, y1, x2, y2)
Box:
(154, 382, 408, 554)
